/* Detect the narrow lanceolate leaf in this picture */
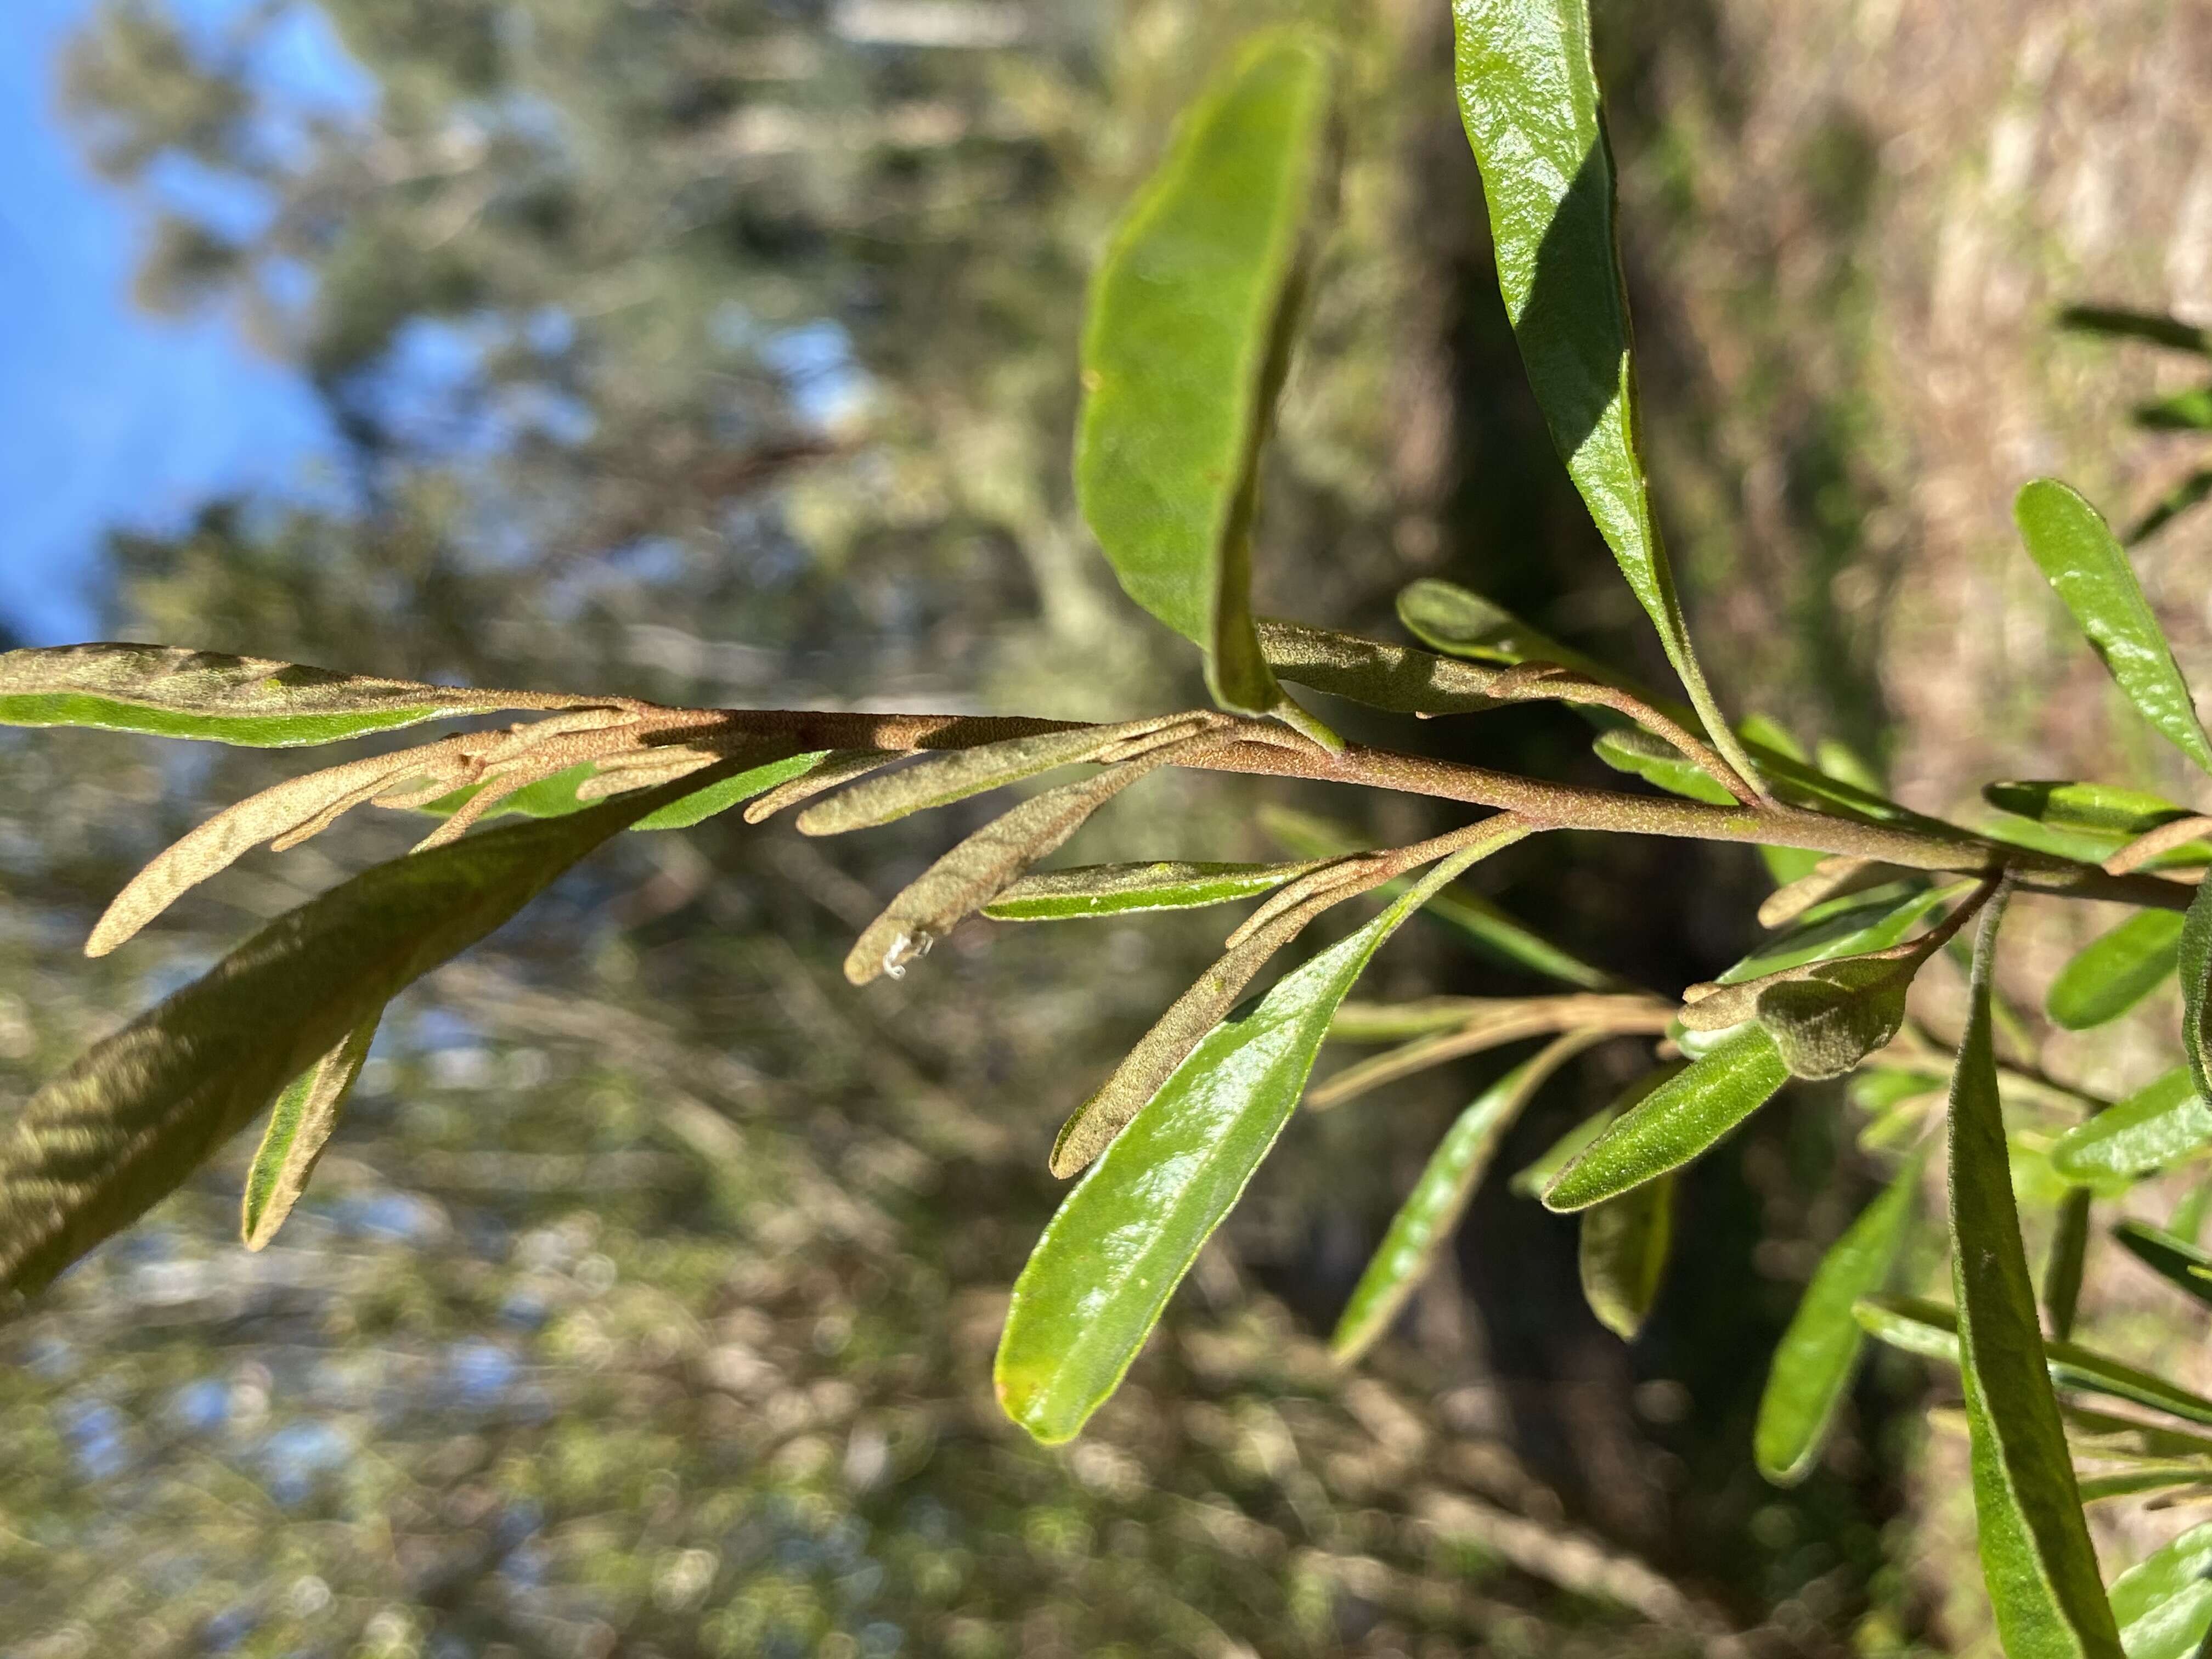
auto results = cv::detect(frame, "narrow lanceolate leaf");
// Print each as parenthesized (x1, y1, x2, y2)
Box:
(1945, 883, 2123, 1659)
(1306, 992, 1670, 1110)
(1592, 727, 1736, 806)
(1985, 780, 2196, 842)
(984, 860, 1324, 922)
(1451, 0, 1760, 795)
(2057, 305, 2212, 356)
(1331, 1032, 1600, 1364)
(633, 750, 829, 830)
(2016, 479, 2212, 774)
(1543, 1025, 1790, 1212)
(2108, 1521, 2212, 1659)
(2051, 1069, 2209, 1184)
(0, 643, 593, 747)
(2183, 877, 2212, 1113)
(2046, 1188, 2093, 1341)
(2112, 1221, 2212, 1312)
(2131, 468, 2212, 546)
(1051, 816, 1537, 1178)
(2049, 911, 2187, 1031)
(1075, 30, 1335, 728)
(996, 847, 1489, 1444)
(0, 764, 740, 1296)
(843, 738, 1210, 987)
(1396, 578, 1620, 684)
(796, 716, 1201, 836)
(1856, 1295, 2212, 1431)
(88, 746, 448, 957)
(741, 749, 895, 825)
(1756, 1154, 1922, 1486)
(2136, 388, 2212, 432)
(414, 748, 827, 832)
(1578, 1173, 1675, 1341)
(239, 1013, 381, 1250)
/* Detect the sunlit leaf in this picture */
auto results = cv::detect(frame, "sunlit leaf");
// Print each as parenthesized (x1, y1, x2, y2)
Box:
(1395, 578, 1617, 682)
(1330, 1032, 1598, 1364)
(239, 1012, 381, 1250)
(1857, 1295, 2212, 1431)
(0, 765, 737, 1296)
(0, 642, 594, 747)
(2051, 1069, 2208, 1184)
(984, 860, 1324, 922)
(415, 749, 829, 832)
(1578, 1172, 1674, 1340)
(1449, 0, 1759, 793)
(2049, 911, 2186, 1031)
(1944, 882, 2122, 1658)
(1716, 881, 1962, 986)
(995, 845, 1492, 1443)
(2108, 1519, 2212, 1659)
(1756, 1154, 1922, 1485)
(1986, 780, 2196, 841)
(1074, 30, 1336, 732)
(2112, 1221, 2212, 1312)
(1591, 727, 1736, 806)
(2016, 478, 2212, 774)
(1543, 1025, 1790, 1212)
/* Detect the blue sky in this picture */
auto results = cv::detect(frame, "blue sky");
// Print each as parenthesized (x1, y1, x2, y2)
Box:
(0, 0, 366, 644)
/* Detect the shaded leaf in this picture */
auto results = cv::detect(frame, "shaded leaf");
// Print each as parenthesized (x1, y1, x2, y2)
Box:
(239, 1012, 381, 1250)
(1306, 992, 1671, 1110)
(2058, 305, 2212, 356)
(1396, 578, 1618, 682)
(1716, 881, 1963, 986)
(2135, 387, 2212, 432)
(1510, 1101, 1621, 1199)
(1257, 618, 1505, 716)
(2047, 1187, 2093, 1341)
(1543, 1025, 1790, 1212)
(995, 845, 1492, 1443)
(740, 749, 896, 824)
(2050, 1069, 2208, 1184)
(1849, 1067, 1947, 1115)
(1756, 1154, 1922, 1485)
(1450, 0, 1760, 793)
(2112, 1221, 2212, 1312)
(0, 643, 589, 747)
(2049, 911, 2186, 1031)
(1944, 882, 2122, 1658)
(1330, 1031, 1599, 1364)
(2016, 478, 2212, 773)
(2108, 1520, 2212, 1659)
(0, 765, 738, 1296)
(2185, 877, 2212, 1127)
(1751, 955, 1923, 1081)
(1592, 726, 1736, 806)
(984, 860, 1325, 922)
(1578, 1172, 1675, 1341)
(2130, 468, 2212, 546)
(1074, 30, 1335, 729)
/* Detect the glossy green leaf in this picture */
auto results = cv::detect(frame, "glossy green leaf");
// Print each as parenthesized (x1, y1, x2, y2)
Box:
(0, 763, 742, 1296)
(2046, 1188, 2092, 1341)
(1857, 1295, 2212, 1431)
(1944, 883, 2123, 1659)
(2112, 1221, 2212, 1312)
(1592, 726, 1737, 806)
(995, 846, 1489, 1444)
(1330, 1032, 1596, 1364)
(2051, 1069, 2208, 1184)
(2109, 1520, 2212, 1659)
(1450, 0, 1759, 794)
(2185, 878, 2212, 1126)
(2057, 305, 2212, 356)
(239, 1012, 381, 1250)
(0, 643, 588, 747)
(1985, 780, 2195, 840)
(1755, 1154, 1922, 1485)
(2049, 911, 2186, 1030)
(1578, 1172, 1674, 1341)
(416, 749, 827, 832)
(2016, 478, 2212, 774)
(984, 860, 1322, 922)
(1074, 30, 1334, 726)
(1543, 1025, 1789, 1212)
(1257, 805, 1613, 989)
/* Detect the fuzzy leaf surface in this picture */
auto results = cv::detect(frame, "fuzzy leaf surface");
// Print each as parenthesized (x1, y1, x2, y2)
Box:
(239, 1013, 381, 1250)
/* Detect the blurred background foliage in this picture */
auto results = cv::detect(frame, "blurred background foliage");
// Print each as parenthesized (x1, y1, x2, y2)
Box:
(3, 0, 2211, 1655)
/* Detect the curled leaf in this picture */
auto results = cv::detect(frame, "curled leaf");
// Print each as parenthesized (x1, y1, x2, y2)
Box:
(741, 749, 896, 824)
(984, 860, 1326, 922)
(1396, 578, 1617, 682)
(240, 1012, 381, 1250)
(1306, 993, 1671, 1110)
(1578, 1172, 1675, 1341)
(1331, 1031, 1603, 1364)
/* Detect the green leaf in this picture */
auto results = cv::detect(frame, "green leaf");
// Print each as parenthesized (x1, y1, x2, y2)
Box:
(0, 763, 739, 1296)
(1511, 1104, 1617, 1198)
(2184, 877, 2212, 1125)
(1592, 727, 1737, 806)
(2016, 478, 2212, 774)
(1395, 579, 1617, 682)
(1257, 805, 1615, 990)
(1849, 1068, 1947, 1115)
(1578, 1172, 1675, 1340)
(984, 860, 1324, 922)
(1755, 1154, 1922, 1485)
(1944, 882, 2123, 1659)
(1074, 30, 1335, 728)
(1986, 780, 2196, 840)
(1857, 1295, 2212, 1431)
(2109, 1520, 2212, 1659)
(2046, 1187, 2092, 1342)
(2172, 1176, 2212, 1246)
(2135, 387, 2212, 432)
(995, 845, 1491, 1444)
(2112, 1221, 2212, 1312)
(0, 643, 592, 748)
(1716, 882, 1963, 986)
(2057, 305, 2212, 356)
(416, 749, 828, 832)
(1751, 955, 1922, 1082)
(1542, 1025, 1790, 1212)
(2130, 468, 2212, 546)
(2049, 911, 2187, 1030)
(1330, 1032, 1596, 1364)
(2050, 1069, 2208, 1183)
(239, 1012, 381, 1250)
(1450, 0, 1760, 794)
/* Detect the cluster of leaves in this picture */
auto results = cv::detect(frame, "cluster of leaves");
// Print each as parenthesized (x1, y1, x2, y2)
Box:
(11, 4, 2212, 1653)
